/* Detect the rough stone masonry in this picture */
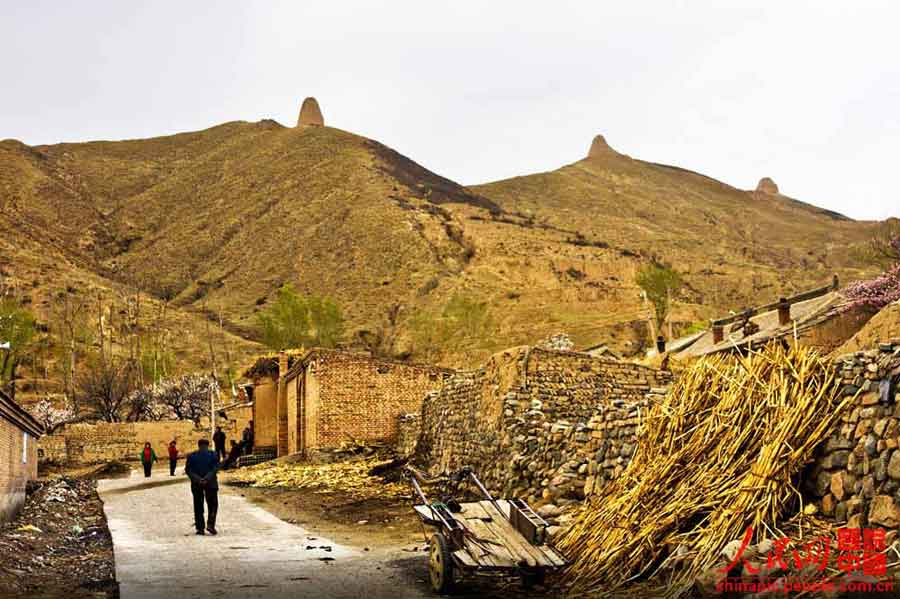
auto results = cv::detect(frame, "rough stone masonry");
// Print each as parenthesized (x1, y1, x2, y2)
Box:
(808, 340, 900, 527)
(414, 346, 672, 508)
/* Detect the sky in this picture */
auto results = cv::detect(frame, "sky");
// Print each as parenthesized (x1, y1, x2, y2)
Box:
(1, 1, 898, 221)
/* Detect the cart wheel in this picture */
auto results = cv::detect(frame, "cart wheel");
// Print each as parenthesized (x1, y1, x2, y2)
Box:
(429, 533, 454, 594)
(520, 568, 546, 589)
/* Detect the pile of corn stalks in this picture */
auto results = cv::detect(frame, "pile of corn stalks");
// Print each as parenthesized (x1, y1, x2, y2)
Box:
(557, 344, 853, 597)
(227, 457, 409, 499)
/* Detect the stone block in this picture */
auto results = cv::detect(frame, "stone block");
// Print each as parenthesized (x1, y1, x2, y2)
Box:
(831, 471, 855, 500)
(869, 495, 900, 528)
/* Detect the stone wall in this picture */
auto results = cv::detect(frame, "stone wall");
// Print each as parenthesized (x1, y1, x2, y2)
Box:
(395, 413, 420, 457)
(808, 341, 900, 527)
(38, 419, 242, 465)
(0, 417, 38, 523)
(416, 346, 672, 505)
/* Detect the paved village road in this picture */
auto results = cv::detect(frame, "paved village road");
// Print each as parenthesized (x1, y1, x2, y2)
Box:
(98, 469, 430, 599)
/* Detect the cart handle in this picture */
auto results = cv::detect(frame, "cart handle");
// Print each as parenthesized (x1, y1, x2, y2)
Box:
(406, 468, 430, 505)
(461, 468, 506, 518)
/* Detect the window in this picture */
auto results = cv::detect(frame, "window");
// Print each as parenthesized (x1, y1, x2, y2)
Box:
(22, 432, 28, 463)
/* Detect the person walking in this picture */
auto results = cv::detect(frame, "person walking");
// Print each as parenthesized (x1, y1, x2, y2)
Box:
(223, 439, 243, 470)
(213, 426, 226, 461)
(242, 421, 254, 455)
(167, 440, 179, 476)
(140, 442, 157, 478)
(185, 438, 220, 535)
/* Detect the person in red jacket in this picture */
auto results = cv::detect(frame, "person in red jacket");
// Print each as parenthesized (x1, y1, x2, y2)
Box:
(168, 440, 179, 476)
(140, 442, 157, 478)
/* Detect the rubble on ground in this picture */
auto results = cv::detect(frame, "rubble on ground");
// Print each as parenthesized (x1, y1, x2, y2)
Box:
(0, 477, 118, 598)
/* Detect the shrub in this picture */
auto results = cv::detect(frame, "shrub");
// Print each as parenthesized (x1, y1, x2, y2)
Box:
(256, 284, 344, 350)
(635, 263, 683, 329)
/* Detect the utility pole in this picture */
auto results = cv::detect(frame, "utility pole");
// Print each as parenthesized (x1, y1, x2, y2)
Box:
(666, 286, 674, 340)
(641, 291, 657, 343)
(209, 376, 216, 437)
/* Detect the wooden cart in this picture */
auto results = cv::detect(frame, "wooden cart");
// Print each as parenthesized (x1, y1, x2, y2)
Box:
(406, 466, 567, 594)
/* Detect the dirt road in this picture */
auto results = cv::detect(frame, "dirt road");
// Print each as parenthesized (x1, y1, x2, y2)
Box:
(98, 469, 431, 599)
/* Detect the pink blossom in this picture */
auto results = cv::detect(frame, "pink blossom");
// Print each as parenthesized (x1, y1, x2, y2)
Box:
(843, 263, 900, 311)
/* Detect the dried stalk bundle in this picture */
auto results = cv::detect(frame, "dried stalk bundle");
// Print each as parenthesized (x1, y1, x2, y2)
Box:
(557, 344, 851, 597)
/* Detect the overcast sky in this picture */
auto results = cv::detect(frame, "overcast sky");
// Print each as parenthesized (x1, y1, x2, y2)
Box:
(1, 1, 897, 220)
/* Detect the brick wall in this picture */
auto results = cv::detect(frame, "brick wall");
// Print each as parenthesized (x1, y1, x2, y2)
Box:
(287, 373, 300, 454)
(38, 419, 243, 465)
(415, 346, 672, 504)
(301, 350, 449, 450)
(0, 417, 38, 523)
(277, 354, 289, 456)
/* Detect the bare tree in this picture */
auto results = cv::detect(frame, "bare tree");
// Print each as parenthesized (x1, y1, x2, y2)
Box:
(76, 356, 139, 422)
(50, 291, 92, 407)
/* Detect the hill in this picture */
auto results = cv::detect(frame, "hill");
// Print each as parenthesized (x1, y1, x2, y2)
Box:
(0, 104, 888, 392)
(469, 134, 880, 345)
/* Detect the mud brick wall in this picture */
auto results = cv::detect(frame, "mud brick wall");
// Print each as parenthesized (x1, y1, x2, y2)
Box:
(0, 418, 38, 523)
(416, 346, 672, 505)
(395, 413, 421, 457)
(808, 341, 900, 527)
(306, 350, 449, 449)
(38, 420, 233, 465)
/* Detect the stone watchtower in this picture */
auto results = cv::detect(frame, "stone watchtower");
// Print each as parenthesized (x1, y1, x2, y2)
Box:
(755, 177, 779, 195)
(297, 97, 324, 127)
(587, 134, 628, 160)
(587, 134, 614, 158)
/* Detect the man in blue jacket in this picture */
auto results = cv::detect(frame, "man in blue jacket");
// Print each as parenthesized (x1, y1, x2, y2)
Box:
(185, 438, 220, 535)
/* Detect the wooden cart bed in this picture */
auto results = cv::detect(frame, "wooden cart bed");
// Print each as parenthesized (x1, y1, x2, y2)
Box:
(414, 499, 566, 571)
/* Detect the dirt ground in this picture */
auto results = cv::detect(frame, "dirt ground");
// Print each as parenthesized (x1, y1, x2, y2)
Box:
(226, 485, 426, 550)
(0, 474, 120, 598)
(221, 481, 561, 598)
(18, 459, 558, 597)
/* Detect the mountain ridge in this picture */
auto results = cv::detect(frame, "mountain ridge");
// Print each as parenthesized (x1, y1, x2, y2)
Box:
(0, 112, 886, 397)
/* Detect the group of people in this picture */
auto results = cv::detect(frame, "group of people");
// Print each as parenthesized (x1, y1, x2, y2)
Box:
(213, 422, 255, 470)
(138, 422, 255, 478)
(136, 423, 255, 536)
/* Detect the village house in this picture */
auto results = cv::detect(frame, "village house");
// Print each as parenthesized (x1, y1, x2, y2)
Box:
(656, 277, 874, 360)
(0, 389, 43, 523)
(244, 349, 450, 458)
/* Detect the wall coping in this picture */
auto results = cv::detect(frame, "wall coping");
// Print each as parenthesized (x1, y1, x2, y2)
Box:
(282, 347, 454, 383)
(0, 389, 43, 437)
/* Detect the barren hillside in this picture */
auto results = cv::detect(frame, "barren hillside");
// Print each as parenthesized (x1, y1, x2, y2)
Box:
(470, 134, 880, 344)
(0, 113, 886, 382)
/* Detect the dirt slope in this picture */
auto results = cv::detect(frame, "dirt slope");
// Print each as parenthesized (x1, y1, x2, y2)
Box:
(471, 135, 880, 340)
(0, 120, 887, 375)
(834, 301, 900, 355)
